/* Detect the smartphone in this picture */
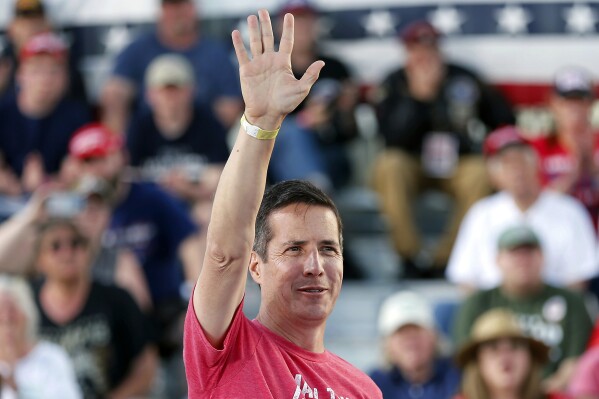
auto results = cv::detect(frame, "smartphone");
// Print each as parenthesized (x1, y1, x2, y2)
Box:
(45, 192, 86, 218)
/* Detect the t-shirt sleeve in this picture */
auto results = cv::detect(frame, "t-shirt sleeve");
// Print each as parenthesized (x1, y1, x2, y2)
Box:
(563, 292, 593, 359)
(204, 45, 241, 100)
(569, 347, 599, 396)
(452, 292, 485, 346)
(446, 202, 485, 285)
(183, 294, 253, 393)
(111, 39, 144, 86)
(560, 200, 599, 284)
(110, 287, 150, 385)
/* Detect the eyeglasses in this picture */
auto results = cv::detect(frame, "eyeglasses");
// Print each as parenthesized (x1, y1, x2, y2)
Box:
(46, 237, 86, 253)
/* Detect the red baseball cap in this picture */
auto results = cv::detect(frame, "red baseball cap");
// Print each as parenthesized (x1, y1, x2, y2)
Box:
(400, 21, 441, 46)
(483, 125, 529, 157)
(279, 0, 317, 16)
(69, 123, 123, 160)
(20, 32, 67, 62)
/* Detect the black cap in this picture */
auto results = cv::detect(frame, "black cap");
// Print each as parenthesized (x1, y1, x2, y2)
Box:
(14, 0, 45, 17)
(400, 20, 440, 46)
(553, 66, 594, 99)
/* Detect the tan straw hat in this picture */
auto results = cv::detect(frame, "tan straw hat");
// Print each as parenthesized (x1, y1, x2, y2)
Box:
(456, 309, 549, 368)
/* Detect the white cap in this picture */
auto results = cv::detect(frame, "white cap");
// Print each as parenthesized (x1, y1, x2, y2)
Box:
(145, 53, 194, 88)
(378, 291, 435, 336)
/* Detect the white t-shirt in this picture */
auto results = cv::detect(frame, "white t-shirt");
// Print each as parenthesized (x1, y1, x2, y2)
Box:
(446, 190, 599, 288)
(1, 341, 82, 399)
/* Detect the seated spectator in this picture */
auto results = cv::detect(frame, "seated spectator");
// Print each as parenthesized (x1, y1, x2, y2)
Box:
(101, 0, 242, 132)
(453, 225, 593, 392)
(0, 0, 87, 104)
(0, 32, 90, 197)
(369, 291, 461, 399)
(530, 66, 599, 229)
(371, 20, 514, 274)
(454, 308, 555, 399)
(127, 53, 229, 226)
(69, 124, 203, 396)
(32, 219, 157, 398)
(447, 126, 598, 290)
(0, 184, 152, 312)
(0, 274, 81, 398)
(269, 0, 360, 190)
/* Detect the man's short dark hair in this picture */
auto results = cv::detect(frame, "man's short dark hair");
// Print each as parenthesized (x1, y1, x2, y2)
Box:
(253, 180, 343, 261)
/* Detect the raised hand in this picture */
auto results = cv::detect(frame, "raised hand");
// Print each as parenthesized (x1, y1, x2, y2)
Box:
(232, 9, 324, 131)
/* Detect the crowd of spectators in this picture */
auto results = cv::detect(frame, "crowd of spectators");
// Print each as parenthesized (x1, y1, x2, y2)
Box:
(0, 0, 598, 398)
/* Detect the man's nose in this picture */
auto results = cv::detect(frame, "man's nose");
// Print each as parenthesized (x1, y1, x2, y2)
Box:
(303, 249, 324, 276)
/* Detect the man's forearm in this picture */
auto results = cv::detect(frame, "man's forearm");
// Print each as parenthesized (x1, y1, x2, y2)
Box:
(108, 347, 158, 399)
(0, 211, 37, 274)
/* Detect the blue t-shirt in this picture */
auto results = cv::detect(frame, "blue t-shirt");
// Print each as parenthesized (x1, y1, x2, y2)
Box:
(369, 357, 461, 399)
(112, 31, 241, 108)
(0, 97, 91, 176)
(126, 105, 229, 178)
(104, 182, 198, 303)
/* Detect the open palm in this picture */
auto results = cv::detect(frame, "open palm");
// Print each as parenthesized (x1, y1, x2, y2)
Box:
(232, 10, 324, 130)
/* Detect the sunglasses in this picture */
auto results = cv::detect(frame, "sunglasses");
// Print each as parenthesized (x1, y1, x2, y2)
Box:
(46, 237, 86, 253)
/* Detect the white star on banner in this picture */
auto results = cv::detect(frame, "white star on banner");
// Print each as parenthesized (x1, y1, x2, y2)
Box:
(496, 4, 532, 34)
(103, 26, 132, 54)
(564, 3, 597, 34)
(428, 6, 466, 35)
(317, 16, 335, 38)
(362, 10, 397, 37)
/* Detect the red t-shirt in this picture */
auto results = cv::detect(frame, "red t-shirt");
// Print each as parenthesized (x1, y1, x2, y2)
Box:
(530, 134, 599, 230)
(183, 297, 382, 399)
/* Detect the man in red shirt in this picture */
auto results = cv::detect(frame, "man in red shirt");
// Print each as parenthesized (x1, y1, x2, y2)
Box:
(183, 9, 382, 398)
(530, 66, 599, 229)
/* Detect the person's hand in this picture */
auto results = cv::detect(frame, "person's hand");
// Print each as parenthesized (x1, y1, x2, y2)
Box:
(21, 152, 46, 193)
(297, 101, 330, 129)
(232, 9, 324, 130)
(542, 358, 578, 393)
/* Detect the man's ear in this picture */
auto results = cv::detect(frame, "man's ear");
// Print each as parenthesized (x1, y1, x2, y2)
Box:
(248, 251, 262, 285)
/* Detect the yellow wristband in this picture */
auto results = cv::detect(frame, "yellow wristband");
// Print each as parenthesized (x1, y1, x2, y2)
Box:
(240, 115, 280, 140)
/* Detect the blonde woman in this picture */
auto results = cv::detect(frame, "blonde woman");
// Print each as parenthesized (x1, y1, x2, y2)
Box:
(454, 309, 564, 399)
(0, 274, 81, 398)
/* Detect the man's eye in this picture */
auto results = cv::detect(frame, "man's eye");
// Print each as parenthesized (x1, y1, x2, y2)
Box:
(287, 246, 301, 252)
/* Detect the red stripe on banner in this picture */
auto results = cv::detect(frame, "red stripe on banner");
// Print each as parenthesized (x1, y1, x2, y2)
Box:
(494, 83, 552, 107)
(360, 84, 599, 107)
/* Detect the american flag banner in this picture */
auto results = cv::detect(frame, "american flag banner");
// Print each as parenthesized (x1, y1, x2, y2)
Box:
(0, 0, 597, 105)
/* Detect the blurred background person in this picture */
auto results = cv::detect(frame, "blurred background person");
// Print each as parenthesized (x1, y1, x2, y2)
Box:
(447, 126, 598, 291)
(0, 0, 87, 104)
(369, 291, 461, 399)
(530, 66, 599, 229)
(100, 0, 242, 133)
(32, 219, 157, 398)
(371, 20, 515, 275)
(0, 32, 90, 198)
(0, 184, 152, 312)
(454, 308, 554, 399)
(453, 224, 593, 393)
(269, 0, 361, 191)
(127, 53, 229, 229)
(69, 123, 203, 397)
(0, 274, 81, 399)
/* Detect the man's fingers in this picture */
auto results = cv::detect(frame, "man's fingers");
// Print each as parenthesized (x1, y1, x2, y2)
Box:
(231, 30, 250, 65)
(299, 60, 325, 92)
(247, 15, 263, 58)
(258, 9, 275, 52)
(279, 13, 294, 55)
